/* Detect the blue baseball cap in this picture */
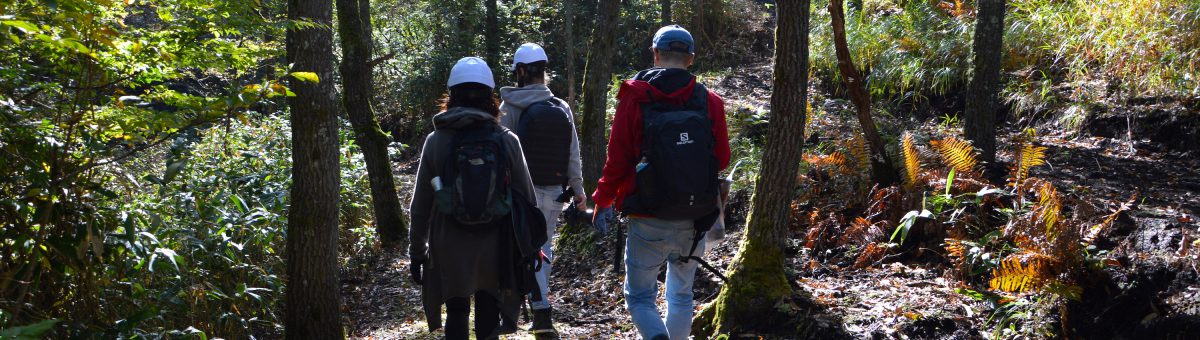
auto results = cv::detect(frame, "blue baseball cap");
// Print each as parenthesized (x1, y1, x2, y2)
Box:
(652, 25, 694, 54)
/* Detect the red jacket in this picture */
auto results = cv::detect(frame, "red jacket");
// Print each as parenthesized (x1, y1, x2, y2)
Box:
(591, 72, 730, 211)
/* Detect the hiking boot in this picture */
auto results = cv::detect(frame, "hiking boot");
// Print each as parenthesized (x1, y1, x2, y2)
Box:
(530, 307, 557, 336)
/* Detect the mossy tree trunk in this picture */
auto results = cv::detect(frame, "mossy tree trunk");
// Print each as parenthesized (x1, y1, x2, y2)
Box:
(285, 0, 343, 337)
(336, 0, 407, 248)
(830, 0, 899, 186)
(694, 0, 808, 336)
(965, 0, 1006, 168)
(579, 0, 620, 194)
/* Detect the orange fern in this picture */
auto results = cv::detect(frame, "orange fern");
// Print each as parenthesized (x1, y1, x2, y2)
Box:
(841, 217, 882, 246)
(847, 133, 870, 172)
(804, 151, 850, 175)
(931, 137, 977, 174)
(853, 242, 888, 269)
(989, 257, 1046, 293)
(1034, 181, 1062, 239)
(1010, 141, 1047, 187)
(945, 238, 967, 261)
(901, 133, 921, 190)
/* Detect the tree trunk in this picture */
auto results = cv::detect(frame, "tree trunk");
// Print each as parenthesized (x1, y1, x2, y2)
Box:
(691, 0, 704, 70)
(579, 0, 620, 193)
(564, 0, 578, 110)
(965, 0, 1005, 169)
(337, 0, 407, 248)
(660, 0, 672, 26)
(485, 0, 499, 68)
(829, 0, 898, 186)
(694, 0, 806, 336)
(285, 0, 343, 337)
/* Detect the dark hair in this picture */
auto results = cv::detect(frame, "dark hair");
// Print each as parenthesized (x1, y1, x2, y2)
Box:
(441, 82, 501, 119)
(656, 49, 693, 65)
(514, 61, 547, 87)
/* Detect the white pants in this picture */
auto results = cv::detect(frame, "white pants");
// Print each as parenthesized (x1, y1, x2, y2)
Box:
(530, 185, 564, 310)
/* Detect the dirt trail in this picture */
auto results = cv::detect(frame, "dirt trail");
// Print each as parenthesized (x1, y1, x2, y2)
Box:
(341, 65, 1200, 339)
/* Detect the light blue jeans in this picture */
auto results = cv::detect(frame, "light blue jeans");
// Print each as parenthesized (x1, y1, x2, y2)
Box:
(625, 217, 704, 340)
(531, 185, 564, 310)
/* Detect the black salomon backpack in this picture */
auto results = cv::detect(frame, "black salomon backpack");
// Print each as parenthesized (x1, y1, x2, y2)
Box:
(515, 99, 573, 186)
(435, 123, 512, 225)
(623, 84, 719, 221)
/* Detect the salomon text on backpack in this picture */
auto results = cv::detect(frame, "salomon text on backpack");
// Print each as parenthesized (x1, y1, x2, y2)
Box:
(515, 100, 573, 186)
(623, 85, 719, 221)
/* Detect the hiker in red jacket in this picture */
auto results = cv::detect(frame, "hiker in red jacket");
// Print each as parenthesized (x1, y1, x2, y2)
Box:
(591, 25, 730, 340)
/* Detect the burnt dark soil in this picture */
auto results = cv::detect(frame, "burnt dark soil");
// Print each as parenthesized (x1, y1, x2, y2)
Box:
(342, 64, 1200, 339)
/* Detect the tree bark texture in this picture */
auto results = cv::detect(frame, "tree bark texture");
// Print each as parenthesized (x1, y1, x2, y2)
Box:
(485, 0, 499, 68)
(564, 0, 578, 110)
(829, 0, 898, 186)
(286, 0, 343, 338)
(694, 0, 806, 336)
(660, 0, 672, 26)
(691, 0, 704, 70)
(337, 0, 407, 248)
(964, 0, 1006, 166)
(580, 0, 620, 193)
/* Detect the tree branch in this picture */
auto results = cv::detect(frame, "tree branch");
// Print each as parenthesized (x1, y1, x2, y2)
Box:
(63, 73, 139, 91)
(368, 52, 396, 68)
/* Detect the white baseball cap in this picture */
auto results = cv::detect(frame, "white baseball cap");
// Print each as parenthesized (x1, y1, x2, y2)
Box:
(447, 56, 495, 88)
(510, 42, 548, 71)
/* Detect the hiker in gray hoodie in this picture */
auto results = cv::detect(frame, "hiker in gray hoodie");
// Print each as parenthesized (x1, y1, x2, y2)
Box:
(498, 43, 585, 335)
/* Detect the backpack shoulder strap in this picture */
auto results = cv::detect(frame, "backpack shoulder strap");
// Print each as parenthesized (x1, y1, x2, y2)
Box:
(489, 123, 512, 171)
(517, 100, 555, 134)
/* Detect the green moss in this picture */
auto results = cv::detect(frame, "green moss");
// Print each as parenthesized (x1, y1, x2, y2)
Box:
(694, 219, 793, 339)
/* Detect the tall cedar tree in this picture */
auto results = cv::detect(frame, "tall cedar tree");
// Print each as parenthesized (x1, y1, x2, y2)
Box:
(336, 0, 407, 248)
(965, 0, 1006, 170)
(580, 0, 620, 192)
(564, 0, 578, 108)
(285, 0, 343, 337)
(660, 0, 672, 26)
(830, 0, 899, 185)
(691, 0, 704, 70)
(485, 0, 499, 68)
(694, 0, 807, 335)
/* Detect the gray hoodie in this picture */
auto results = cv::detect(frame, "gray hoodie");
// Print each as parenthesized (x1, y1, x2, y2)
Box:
(498, 84, 585, 196)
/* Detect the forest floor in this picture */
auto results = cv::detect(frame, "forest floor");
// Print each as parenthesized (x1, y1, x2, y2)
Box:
(340, 64, 1200, 339)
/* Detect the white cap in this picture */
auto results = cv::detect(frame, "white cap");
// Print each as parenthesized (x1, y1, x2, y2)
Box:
(510, 42, 548, 71)
(447, 57, 495, 88)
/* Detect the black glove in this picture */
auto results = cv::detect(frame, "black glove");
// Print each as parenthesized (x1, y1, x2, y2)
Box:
(526, 253, 543, 273)
(410, 259, 424, 285)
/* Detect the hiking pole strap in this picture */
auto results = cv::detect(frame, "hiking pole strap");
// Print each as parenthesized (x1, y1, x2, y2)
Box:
(680, 229, 728, 283)
(682, 255, 728, 283)
(683, 229, 704, 262)
(612, 219, 625, 274)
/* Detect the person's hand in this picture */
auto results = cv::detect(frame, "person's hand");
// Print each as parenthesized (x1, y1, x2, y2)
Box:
(592, 205, 613, 235)
(574, 193, 588, 211)
(410, 259, 424, 285)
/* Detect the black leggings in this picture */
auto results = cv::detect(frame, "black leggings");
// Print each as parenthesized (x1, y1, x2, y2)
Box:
(444, 292, 500, 340)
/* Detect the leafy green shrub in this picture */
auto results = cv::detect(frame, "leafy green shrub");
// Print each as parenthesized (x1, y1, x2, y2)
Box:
(808, 0, 1200, 114)
(810, 0, 974, 101)
(1, 0, 288, 335)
